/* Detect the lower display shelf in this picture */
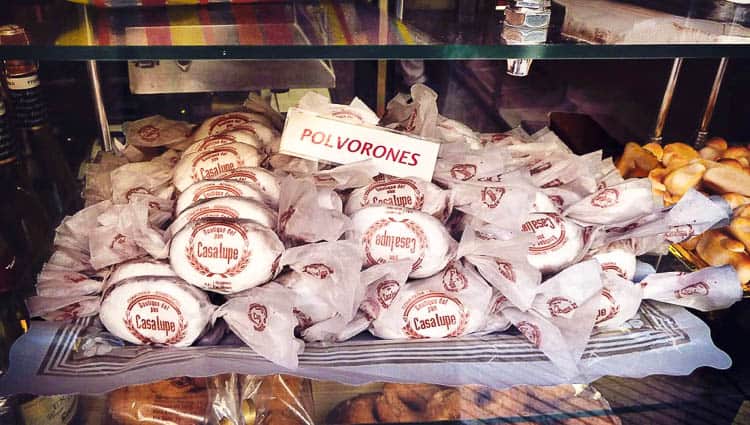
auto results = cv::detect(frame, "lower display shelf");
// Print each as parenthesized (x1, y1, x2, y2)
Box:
(16, 369, 750, 425)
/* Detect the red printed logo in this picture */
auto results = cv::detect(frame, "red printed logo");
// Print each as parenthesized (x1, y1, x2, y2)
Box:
(278, 207, 295, 235)
(302, 263, 334, 279)
(137, 125, 160, 142)
(208, 113, 251, 135)
(491, 295, 509, 314)
(293, 307, 313, 331)
(442, 262, 468, 292)
(186, 221, 251, 279)
(601, 263, 627, 279)
(547, 297, 578, 317)
(516, 321, 541, 348)
(124, 293, 187, 345)
(675, 281, 710, 299)
(596, 289, 620, 325)
(125, 186, 152, 201)
(362, 217, 428, 272)
(402, 292, 468, 339)
(450, 164, 477, 181)
(521, 213, 567, 254)
(191, 183, 243, 204)
(529, 161, 552, 175)
(591, 188, 620, 208)
(495, 260, 516, 282)
(110, 234, 128, 249)
(362, 179, 425, 210)
(481, 187, 506, 208)
(248, 303, 268, 331)
(376, 279, 400, 308)
(665, 224, 694, 243)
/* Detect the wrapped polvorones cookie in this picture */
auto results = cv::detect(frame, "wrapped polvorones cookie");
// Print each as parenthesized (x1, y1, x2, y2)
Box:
(349, 205, 457, 278)
(182, 132, 263, 157)
(345, 175, 450, 219)
(520, 213, 585, 274)
(168, 197, 277, 237)
(176, 179, 270, 216)
(191, 112, 275, 141)
(173, 143, 264, 191)
(170, 219, 284, 294)
(99, 276, 215, 347)
(218, 166, 281, 207)
(369, 260, 493, 339)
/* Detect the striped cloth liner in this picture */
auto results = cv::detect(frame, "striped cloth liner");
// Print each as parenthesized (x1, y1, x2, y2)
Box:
(56, 1, 419, 46)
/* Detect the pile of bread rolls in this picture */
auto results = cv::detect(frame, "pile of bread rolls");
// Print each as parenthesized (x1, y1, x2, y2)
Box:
(616, 138, 750, 286)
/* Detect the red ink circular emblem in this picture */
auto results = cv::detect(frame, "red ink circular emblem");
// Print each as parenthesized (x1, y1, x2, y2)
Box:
(124, 293, 188, 345)
(522, 213, 567, 254)
(185, 220, 251, 278)
(665, 224, 694, 243)
(362, 217, 428, 272)
(450, 164, 477, 181)
(137, 125, 160, 142)
(376, 279, 401, 308)
(293, 307, 313, 331)
(495, 260, 516, 282)
(442, 262, 468, 292)
(601, 263, 627, 279)
(110, 234, 128, 249)
(302, 263, 334, 279)
(248, 303, 268, 331)
(125, 186, 152, 201)
(362, 179, 425, 210)
(401, 292, 468, 339)
(491, 295, 509, 314)
(596, 288, 620, 325)
(481, 187, 506, 209)
(278, 207, 295, 235)
(516, 321, 541, 348)
(675, 281, 710, 299)
(547, 297, 578, 317)
(591, 188, 620, 208)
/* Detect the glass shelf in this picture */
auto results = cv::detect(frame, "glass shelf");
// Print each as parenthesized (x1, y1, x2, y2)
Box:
(1, 0, 749, 60)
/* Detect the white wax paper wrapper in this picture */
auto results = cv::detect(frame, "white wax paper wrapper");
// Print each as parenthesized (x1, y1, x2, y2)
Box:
(110, 154, 175, 204)
(452, 170, 538, 231)
(106, 259, 176, 291)
(0, 302, 732, 394)
(354, 260, 413, 326)
(276, 241, 363, 341)
(346, 174, 450, 220)
(123, 115, 192, 148)
(99, 276, 215, 348)
(565, 179, 659, 225)
(173, 143, 264, 192)
(502, 260, 604, 376)
(592, 189, 728, 253)
(35, 270, 103, 297)
(278, 176, 351, 245)
(434, 144, 510, 188)
(640, 265, 742, 312)
(192, 112, 274, 142)
(521, 213, 586, 274)
(54, 200, 114, 253)
(89, 226, 146, 270)
(297, 92, 380, 125)
(348, 205, 457, 279)
(47, 248, 93, 273)
(588, 241, 638, 280)
(215, 283, 304, 369)
(436, 116, 481, 148)
(244, 92, 285, 130)
(459, 226, 541, 312)
(26, 295, 100, 321)
(309, 160, 378, 190)
(596, 273, 644, 329)
(83, 153, 128, 205)
(381, 84, 439, 138)
(370, 260, 494, 339)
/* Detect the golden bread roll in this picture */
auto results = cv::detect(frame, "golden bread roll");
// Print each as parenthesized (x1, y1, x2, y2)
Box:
(721, 146, 750, 161)
(662, 143, 699, 169)
(696, 230, 750, 283)
(648, 168, 668, 192)
(706, 137, 728, 152)
(664, 162, 706, 196)
(723, 194, 750, 210)
(642, 143, 664, 161)
(718, 158, 745, 171)
(108, 377, 209, 425)
(680, 235, 703, 251)
(729, 217, 750, 253)
(374, 391, 423, 423)
(700, 146, 722, 161)
(703, 165, 750, 196)
(616, 142, 659, 178)
(326, 393, 381, 425)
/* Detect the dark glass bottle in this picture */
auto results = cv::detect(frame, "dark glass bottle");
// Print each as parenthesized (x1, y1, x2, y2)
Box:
(0, 98, 52, 296)
(0, 25, 80, 224)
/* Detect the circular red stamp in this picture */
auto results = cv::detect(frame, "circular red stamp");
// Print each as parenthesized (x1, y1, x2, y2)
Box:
(362, 179, 424, 210)
(450, 164, 477, 181)
(124, 293, 187, 345)
(137, 125, 160, 143)
(248, 303, 268, 331)
(516, 321, 541, 348)
(302, 263, 334, 279)
(186, 220, 251, 278)
(362, 217, 428, 272)
(591, 188, 619, 208)
(402, 292, 468, 339)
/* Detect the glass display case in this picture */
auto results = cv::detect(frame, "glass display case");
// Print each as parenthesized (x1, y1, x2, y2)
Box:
(1, 0, 750, 424)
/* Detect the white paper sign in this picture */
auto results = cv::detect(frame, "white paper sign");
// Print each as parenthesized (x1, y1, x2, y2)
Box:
(280, 108, 440, 181)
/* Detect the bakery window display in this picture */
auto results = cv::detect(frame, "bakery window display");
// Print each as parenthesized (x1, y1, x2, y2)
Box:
(0, 85, 745, 417)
